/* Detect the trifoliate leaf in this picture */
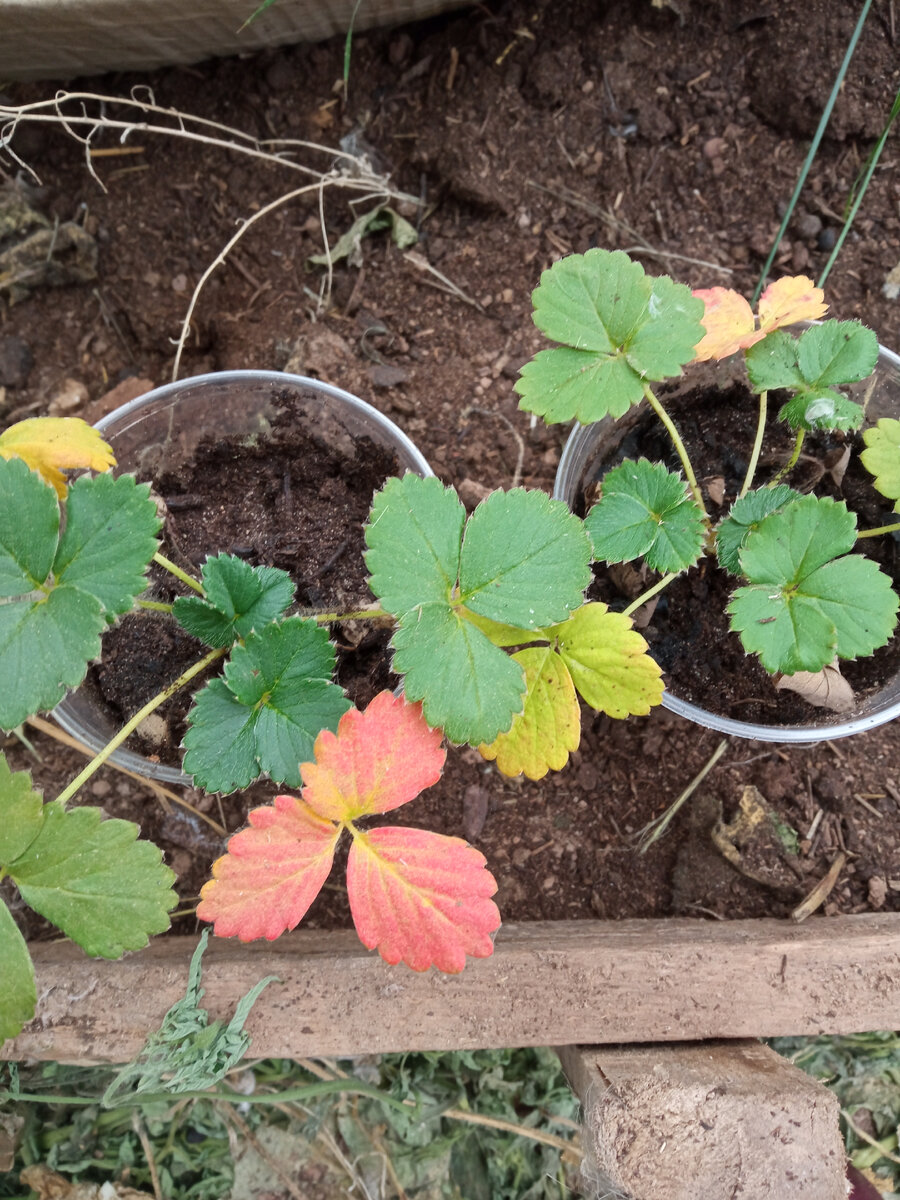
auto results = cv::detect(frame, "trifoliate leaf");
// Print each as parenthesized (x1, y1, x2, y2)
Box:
(8, 802, 176, 958)
(757, 276, 827, 333)
(174, 553, 295, 647)
(391, 604, 526, 746)
(0, 586, 105, 730)
(478, 646, 580, 780)
(0, 455, 60, 596)
(365, 474, 466, 615)
(584, 459, 706, 572)
(458, 489, 591, 628)
(861, 418, 900, 512)
(746, 323, 877, 427)
(301, 691, 445, 822)
(0, 756, 44, 865)
(53, 472, 161, 615)
(366, 477, 591, 745)
(715, 486, 802, 575)
(346, 826, 500, 972)
(691, 287, 761, 362)
(182, 617, 350, 792)
(0, 417, 115, 498)
(0, 899, 35, 1040)
(777, 387, 864, 433)
(553, 602, 664, 717)
(515, 249, 704, 425)
(198, 794, 340, 940)
(728, 495, 899, 673)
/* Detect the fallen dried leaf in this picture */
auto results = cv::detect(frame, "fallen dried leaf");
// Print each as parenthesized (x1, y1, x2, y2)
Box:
(775, 660, 855, 712)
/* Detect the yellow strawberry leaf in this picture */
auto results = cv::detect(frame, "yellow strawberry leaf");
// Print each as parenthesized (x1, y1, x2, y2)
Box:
(553, 602, 664, 717)
(0, 418, 115, 498)
(757, 275, 827, 333)
(691, 288, 762, 362)
(479, 645, 581, 780)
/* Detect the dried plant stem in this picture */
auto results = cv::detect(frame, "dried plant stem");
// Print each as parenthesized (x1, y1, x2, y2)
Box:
(740, 390, 768, 497)
(131, 1111, 163, 1200)
(26, 714, 226, 836)
(638, 738, 730, 852)
(54, 646, 227, 806)
(642, 384, 708, 518)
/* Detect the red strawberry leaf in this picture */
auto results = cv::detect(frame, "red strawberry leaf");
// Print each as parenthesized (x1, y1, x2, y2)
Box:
(197, 794, 340, 941)
(302, 690, 445, 822)
(346, 826, 500, 972)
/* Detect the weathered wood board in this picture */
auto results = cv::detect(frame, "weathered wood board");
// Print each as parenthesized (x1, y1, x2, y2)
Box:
(5, 914, 900, 1063)
(557, 1041, 846, 1200)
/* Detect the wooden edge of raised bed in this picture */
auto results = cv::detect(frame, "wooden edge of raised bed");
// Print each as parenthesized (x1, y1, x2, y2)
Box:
(5, 914, 900, 1063)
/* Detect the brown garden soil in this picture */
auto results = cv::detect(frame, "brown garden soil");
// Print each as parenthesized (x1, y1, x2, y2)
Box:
(2, 0, 900, 944)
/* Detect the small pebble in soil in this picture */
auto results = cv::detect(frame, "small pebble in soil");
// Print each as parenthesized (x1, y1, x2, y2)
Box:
(0, 334, 33, 387)
(817, 227, 838, 251)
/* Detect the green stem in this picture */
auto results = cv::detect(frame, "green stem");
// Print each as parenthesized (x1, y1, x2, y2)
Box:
(740, 391, 768, 498)
(643, 384, 708, 520)
(54, 646, 227, 807)
(622, 573, 677, 618)
(857, 521, 900, 539)
(0, 1078, 411, 1114)
(153, 551, 204, 594)
(138, 599, 174, 613)
(768, 428, 805, 488)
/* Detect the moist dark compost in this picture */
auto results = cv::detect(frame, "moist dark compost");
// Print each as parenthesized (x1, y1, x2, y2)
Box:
(575, 382, 900, 726)
(87, 399, 401, 764)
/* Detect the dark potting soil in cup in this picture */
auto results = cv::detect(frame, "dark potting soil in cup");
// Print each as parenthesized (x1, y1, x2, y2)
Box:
(578, 381, 900, 727)
(86, 392, 402, 766)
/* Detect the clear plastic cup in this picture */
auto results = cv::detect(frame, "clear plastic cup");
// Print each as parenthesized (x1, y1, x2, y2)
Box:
(553, 340, 900, 742)
(53, 371, 433, 782)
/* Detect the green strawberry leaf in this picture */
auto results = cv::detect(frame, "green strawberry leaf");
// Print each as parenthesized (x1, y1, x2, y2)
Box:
(746, 323, 877, 406)
(365, 478, 591, 744)
(182, 617, 351, 792)
(715, 486, 802, 575)
(478, 646, 581, 780)
(777, 387, 863, 433)
(861, 418, 900, 513)
(515, 249, 704, 425)
(553, 602, 664, 717)
(391, 604, 526, 746)
(174, 554, 295, 647)
(0, 898, 35, 1040)
(365, 474, 466, 614)
(0, 460, 160, 730)
(458, 488, 591, 628)
(53, 472, 161, 615)
(728, 495, 899, 673)
(0, 586, 105, 730)
(514, 346, 645, 424)
(0, 456, 59, 595)
(7, 802, 176, 958)
(584, 459, 706, 572)
(745, 330, 806, 393)
(0, 755, 45, 864)
(796, 321, 879, 389)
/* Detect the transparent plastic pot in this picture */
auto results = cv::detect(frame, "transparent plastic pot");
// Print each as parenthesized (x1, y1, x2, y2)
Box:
(552, 339, 900, 743)
(53, 370, 434, 782)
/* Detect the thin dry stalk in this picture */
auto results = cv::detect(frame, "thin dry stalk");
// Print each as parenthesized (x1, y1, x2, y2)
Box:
(131, 1111, 163, 1200)
(26, 714, 225, 836)
(223, 1107, 308, 1200)
(792, 851, 847, 922)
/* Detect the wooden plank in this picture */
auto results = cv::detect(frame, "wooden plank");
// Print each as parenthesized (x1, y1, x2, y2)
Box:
(5, 914, 900, 1063)
(557, 1041, 845, 1200)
